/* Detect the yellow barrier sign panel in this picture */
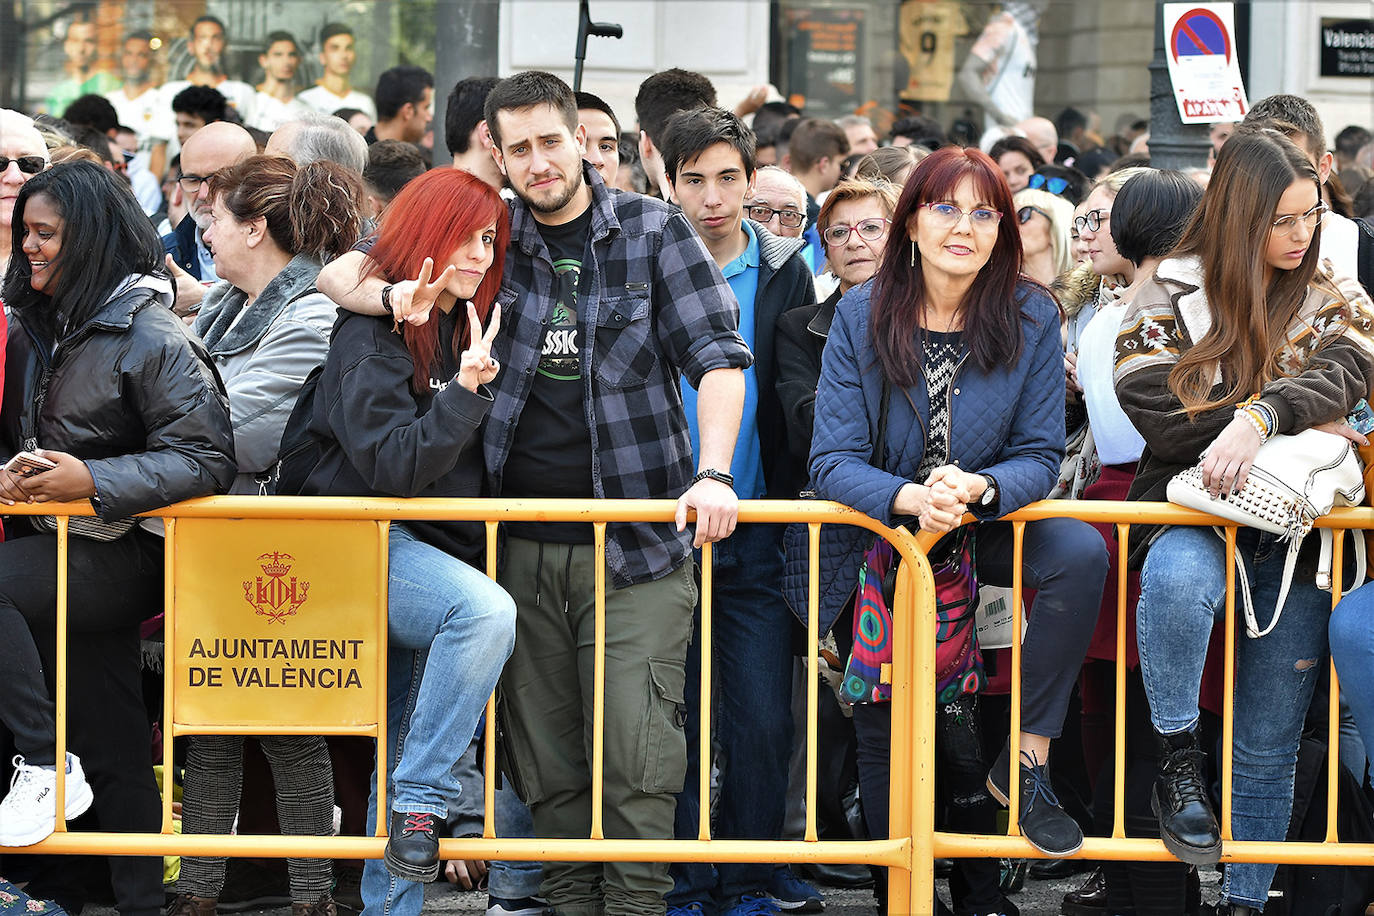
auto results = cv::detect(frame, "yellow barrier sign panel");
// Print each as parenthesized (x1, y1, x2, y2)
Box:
(170, 517, 384, 730)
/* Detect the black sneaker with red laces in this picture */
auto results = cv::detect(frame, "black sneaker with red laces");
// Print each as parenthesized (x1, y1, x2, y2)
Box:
(383, 809, 441, 882)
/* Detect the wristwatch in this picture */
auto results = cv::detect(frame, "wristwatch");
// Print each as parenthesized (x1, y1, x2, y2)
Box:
(978, 474, 998, 507)
(691, 468, 735, 488)
(380, 284, 395, 316)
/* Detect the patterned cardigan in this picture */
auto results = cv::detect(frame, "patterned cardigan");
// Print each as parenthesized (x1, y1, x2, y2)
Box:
(1113, 254, 1374, 565)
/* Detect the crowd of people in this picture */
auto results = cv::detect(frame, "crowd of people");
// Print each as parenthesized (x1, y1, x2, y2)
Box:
(2, 27, 1374, 916)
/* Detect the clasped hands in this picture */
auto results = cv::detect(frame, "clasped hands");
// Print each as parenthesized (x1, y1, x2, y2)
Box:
(894, 465, 988, 534)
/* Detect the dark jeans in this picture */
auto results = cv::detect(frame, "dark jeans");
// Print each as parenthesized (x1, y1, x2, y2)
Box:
(975, 518, 1107, 738)
(0, 528, 165, 916)
(670, 523, 796, 912)
(854, 698, 1009, 915)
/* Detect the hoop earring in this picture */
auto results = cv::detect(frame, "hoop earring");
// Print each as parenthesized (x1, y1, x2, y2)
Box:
(910, 240, 916, 268)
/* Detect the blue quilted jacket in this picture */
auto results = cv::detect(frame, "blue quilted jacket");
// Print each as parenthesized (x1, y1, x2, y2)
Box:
(782, 279, 1065, 634)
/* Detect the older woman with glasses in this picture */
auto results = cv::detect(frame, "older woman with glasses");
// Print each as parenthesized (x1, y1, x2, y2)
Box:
(776, 177, 900, 464)
(1, 109, 51, 280)
(789, 148, 1108, 911)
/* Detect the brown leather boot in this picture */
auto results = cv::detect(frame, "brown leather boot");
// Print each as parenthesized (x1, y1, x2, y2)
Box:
(291, 894, 337, 916)
(163, 895, 217, 916)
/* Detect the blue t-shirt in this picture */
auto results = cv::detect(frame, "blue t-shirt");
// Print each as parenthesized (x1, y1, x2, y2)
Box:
(681, 221, 766, 498)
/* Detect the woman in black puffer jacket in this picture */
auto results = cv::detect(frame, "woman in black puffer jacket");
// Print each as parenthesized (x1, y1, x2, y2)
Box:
(0, 161, 234, 916)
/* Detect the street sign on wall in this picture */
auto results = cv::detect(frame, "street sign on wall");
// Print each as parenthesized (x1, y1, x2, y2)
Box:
(1320, 19, 1374, 78)
(1163, 3, 1249, 124)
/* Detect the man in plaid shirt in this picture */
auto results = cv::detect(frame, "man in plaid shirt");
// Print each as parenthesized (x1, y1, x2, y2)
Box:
(319, 70, 750, 916)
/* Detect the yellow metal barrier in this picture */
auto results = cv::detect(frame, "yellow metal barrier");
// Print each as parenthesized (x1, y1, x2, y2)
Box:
(918, 501, 1374, 878)
(6, 496, 1374, 914)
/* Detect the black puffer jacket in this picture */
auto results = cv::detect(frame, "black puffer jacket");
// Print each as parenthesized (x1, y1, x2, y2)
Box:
(1, 276, 237, 522)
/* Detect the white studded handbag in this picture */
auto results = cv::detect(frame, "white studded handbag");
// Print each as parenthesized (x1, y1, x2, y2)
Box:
(1166, 427, 1367, 638)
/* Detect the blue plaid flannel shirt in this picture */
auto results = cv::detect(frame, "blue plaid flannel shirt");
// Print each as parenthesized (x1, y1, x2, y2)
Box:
(484, 165, 753, 588)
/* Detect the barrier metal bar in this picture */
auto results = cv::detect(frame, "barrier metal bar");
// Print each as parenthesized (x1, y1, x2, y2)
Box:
(592, 521, 607, 840)
(1112, 522, 1129, 839)
(375, 520, 390, 837)
(1222, 526, 1237, 842)
(484, 520, 499, 841)
(1006, 521, 1026, 833)
(698, 541, 713, 842)
(162, 518, 176, 835)
(54, 517, 69, 834)
(805, 523, 820, 843)
(1326, 531, 1345, 844)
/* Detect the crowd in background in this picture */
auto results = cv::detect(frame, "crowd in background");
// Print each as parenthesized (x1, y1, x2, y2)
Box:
(2, 18, 1374, 916)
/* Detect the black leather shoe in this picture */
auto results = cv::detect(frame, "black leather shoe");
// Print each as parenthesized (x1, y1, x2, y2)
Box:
(1029, 856, 1084, 879)
(383, 809, 441, 883)
(987, 743, 1084, 857)
(1061, 866, 1107, 915)
(1208, 904, 1256, 916)
(1152, 730, 1221, 866)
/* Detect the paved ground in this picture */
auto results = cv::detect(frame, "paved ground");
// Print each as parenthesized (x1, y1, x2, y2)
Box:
(83, 865, 1224, 915)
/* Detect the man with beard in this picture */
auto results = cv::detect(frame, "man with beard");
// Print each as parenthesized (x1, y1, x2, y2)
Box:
(160, 121, 256, 314)
(106, 30, 171, 181)
(317, 70, 749, 915)
(160, 16, 258, 132)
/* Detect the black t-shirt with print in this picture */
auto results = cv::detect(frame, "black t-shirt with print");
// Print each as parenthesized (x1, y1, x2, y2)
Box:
(503, 204, 595, 543)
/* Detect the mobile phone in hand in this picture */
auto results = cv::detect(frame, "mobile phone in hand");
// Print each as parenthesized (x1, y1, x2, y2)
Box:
(3, 451, 57, 478)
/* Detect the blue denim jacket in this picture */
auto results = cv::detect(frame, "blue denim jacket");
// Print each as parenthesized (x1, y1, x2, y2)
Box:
(783, 279, 1065, 633)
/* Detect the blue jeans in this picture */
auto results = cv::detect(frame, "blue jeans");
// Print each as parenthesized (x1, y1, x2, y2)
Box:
(487, 782, 543, 900)
(669, 523, 795, 912)
(1331, 582, 1374, 784)
(362, 524, 516, 916)
(1137, 526, 1329, 909)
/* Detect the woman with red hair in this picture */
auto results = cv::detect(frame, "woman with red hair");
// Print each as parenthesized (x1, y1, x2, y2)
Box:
(794, 146, 1107, 907)
(300, 168, 517, 906)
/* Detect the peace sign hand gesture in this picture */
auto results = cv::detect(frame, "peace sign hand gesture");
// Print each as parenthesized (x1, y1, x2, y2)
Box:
(456, 302, 502, 392)
(389, 257, 457, 328)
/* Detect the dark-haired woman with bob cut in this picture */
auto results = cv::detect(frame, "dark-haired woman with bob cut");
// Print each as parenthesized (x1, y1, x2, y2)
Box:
(798, 146, 1108, 898)
(0, 160, 235, 911)
(1115, 129, 1374, 915)
(300, 167, 516, 911)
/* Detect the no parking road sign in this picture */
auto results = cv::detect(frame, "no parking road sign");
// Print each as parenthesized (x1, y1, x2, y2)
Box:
(1164, 3, 1250, 123)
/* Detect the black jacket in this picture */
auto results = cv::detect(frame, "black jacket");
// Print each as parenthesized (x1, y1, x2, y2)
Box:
(747, 219, 818, 497)
(2, 277, 236, 522)
(302, 311, 493, 564)
(161, 214, 202, 280)
(774, 284, 840, 475)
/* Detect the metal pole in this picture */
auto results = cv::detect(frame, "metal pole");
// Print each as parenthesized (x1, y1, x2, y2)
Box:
(1147, 0, 1213, 170)
(432, 0, 500, 168)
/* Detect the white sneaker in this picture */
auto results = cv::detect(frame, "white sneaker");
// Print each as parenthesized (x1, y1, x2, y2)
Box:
(0, 753, 94, 846)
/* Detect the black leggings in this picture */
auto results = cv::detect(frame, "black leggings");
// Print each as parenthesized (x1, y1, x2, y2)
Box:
(0, 528, 165, 916)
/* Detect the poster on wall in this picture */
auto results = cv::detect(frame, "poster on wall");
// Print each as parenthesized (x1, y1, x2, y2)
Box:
(784, 6, 865, 117)
(899, 0, 967, 103)
(1162, 3, 1250, 123)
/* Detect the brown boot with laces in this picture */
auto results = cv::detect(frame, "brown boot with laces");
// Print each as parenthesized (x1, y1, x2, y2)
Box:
(163, 895, 217, 916)
(291, 894, 337, 916)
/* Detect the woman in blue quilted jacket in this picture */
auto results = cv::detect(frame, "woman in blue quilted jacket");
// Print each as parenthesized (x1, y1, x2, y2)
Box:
(803, 146, 1108, 885)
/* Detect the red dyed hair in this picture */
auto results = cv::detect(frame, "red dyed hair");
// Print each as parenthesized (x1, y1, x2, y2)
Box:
(365, 168, 510, 394)
(870, 146, 1030, 385)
